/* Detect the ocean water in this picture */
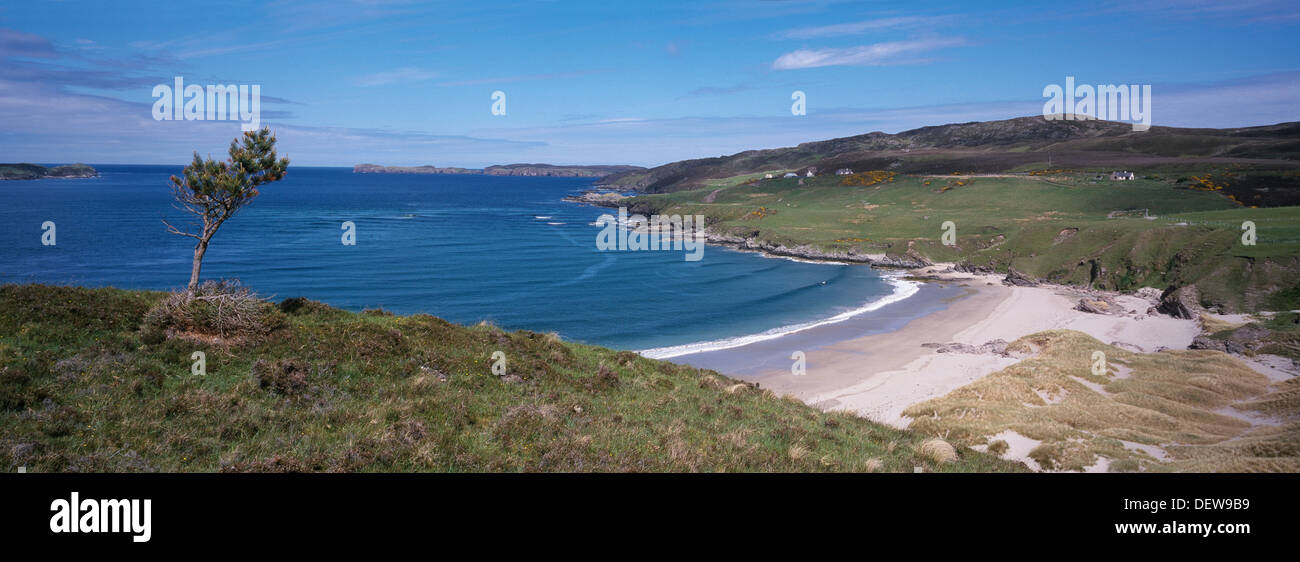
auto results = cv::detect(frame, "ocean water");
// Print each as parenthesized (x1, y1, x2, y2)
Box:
(0, 165, 907, 352)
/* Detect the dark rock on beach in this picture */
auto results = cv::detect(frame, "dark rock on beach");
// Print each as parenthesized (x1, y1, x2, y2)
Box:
(922, 339, 1010, 356)
(1157, 285, 1201, 319)
(1001, 268, 1039, 287)
(953, 261, 994, 274)
(1189, 323, 1271, 355)
(1074, 298, 1110, 314)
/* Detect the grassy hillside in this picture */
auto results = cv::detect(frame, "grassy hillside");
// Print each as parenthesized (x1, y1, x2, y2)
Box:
(627, 171, 1300, 313)
(601, 117, 1300, 194)
(0, 284, 1024, 473)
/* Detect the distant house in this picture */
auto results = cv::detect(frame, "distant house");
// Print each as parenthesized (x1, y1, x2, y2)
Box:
(783, 172, 798, 178)
(836, 168, 853, 175)
(764, 173, 774, 179)
(1111, 171, 1135, 181)
(806, 166, 817, 177)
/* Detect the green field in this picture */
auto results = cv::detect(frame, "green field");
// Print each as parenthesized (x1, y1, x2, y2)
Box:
(0, 284, 1025, 473)
(628, 172, 1300, 313)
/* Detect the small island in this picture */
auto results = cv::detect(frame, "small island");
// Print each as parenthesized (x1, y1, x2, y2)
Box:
(0, 163, 98, 180)
(354, 162, 644, 179)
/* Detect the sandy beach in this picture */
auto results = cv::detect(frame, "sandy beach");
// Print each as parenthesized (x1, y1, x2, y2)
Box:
(716, 265, 1211, 427)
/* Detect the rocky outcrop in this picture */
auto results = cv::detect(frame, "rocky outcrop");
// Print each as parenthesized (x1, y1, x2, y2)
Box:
(1052, 227, 1079, 245)
(922, 339, 1010, 356)
(562, 191, 627, 207)
(1189, 323, 1271, 354)
(703, 231, 929, 267)
(953, 261, 995, 274)
(1157, 285, 1201, 319)
(903, 241, 933, 267)
(1074, 298, 1110, 314)
(1002, 268, 1039, 287)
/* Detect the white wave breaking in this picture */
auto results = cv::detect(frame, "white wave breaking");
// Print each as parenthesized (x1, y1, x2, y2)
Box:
(638, 274, 921, 360)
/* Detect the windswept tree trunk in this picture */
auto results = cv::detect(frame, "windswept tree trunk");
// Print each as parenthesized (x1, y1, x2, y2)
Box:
(189, 238, 210, 292)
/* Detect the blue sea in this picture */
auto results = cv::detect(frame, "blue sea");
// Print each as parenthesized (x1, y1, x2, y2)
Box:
(0, 165, 911, 353)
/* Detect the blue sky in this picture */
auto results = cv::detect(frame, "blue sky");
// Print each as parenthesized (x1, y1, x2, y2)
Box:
(2, 0, 1298, 166)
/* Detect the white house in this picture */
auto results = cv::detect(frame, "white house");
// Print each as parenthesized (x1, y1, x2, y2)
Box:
(764, 173, 774, 179)
(805, 166, 817, 177)
(1111, 171, 1135, 181)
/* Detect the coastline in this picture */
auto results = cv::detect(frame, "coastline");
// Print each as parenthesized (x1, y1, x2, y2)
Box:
(670, 266, 1206, 418)
(566, 190, 931, 268)
(756, 267, 1206, 427)
(659, 261, 1298, 460)
(639, 270, 921, 360)
(567, 192, 1299, 429)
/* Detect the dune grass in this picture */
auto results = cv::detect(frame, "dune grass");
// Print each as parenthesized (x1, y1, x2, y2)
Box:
(0, 284, 1027, 473)
(902, 330, 1299, 472)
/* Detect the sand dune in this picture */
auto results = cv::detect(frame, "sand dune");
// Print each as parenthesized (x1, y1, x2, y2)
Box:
(761, 265, 1205, 428)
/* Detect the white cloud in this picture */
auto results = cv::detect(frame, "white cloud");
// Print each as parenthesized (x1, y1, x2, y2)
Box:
(353, 67, 440, 87)
(772, 38, 965, 70)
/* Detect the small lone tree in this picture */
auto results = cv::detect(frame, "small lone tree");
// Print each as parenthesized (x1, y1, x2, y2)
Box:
(163, 128, 289, 292)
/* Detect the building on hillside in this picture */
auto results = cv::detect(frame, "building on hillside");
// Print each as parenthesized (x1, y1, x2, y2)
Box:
(835, 168, 853, 175)
(1111, 171, 1135, 181)
(764, 173, 774, 179)
(805, 166, 817, 177)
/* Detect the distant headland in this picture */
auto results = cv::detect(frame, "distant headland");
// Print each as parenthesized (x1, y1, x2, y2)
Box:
(353, 162, 645, 178)
(0, 163, 98, 180)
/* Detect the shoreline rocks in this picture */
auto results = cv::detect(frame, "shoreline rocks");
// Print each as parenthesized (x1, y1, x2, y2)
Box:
(1189, 323, 1271, 354)
(702, 231, 930, 267)
(1002, 268, 1039, 287)
(1157, 285, 1201, 319)
(922, 339, 1011, 356)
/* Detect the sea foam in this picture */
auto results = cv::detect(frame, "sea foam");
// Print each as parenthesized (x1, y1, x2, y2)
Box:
(638, 273, 920, 359)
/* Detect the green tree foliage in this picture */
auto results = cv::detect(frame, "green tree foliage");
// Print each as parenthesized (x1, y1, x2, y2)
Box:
(162, 128, 289, 291)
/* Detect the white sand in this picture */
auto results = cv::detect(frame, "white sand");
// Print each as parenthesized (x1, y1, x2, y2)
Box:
(769, 266, 1205, 429)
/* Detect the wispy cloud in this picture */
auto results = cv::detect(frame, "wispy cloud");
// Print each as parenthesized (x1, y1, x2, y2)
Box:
(776, 15, 956, 39)
(685, 83, 759, 97)
(0, 28, 58, 58)
(772, 37, 965, 70)
(438, 70, 605, 87)
(354, 67, 440, 86)
(1089, 0, 1300, 24)
(680, 78, 805, 99)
